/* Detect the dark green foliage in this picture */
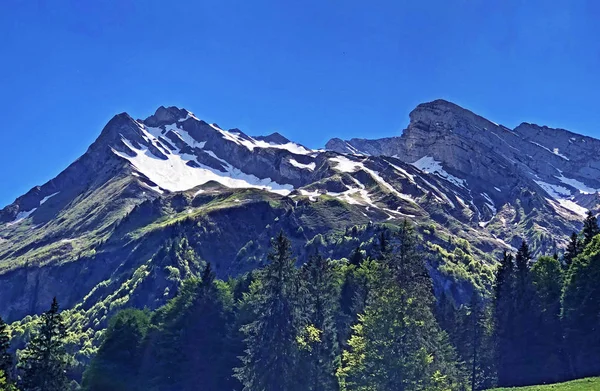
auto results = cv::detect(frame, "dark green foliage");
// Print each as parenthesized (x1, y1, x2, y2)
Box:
(465, 292, 493, 391)
(19, 298, 69, 391)
(562, 232, 581, 268)
(337, 246, 374, 351)
(530, 256, 564, 383)
(511, 241, 538, 385)
(494, 243, 573, 387)
(298, 254, 339, 391)
(0, 317, 12, 380)
(83, 269, 241, 391)
(75, 218, 600, 391)
(82, 309, 151, 391)
(581, 211, 599, 247)
(234, 231, 304, 391)
(0, 369, 19, 391)
(373, 228, 391, 261)
(337, 264, 360, 350)
(562, 234, 600, 379)
(149, 263, 239, 391)
(0, 317, 14, 389)
(493, 250, 516, 387)
(338, 220, 465, 390)
(348, 246, 363, 267)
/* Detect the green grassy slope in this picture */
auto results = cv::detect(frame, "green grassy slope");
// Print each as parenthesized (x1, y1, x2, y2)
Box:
(489, 378, 600, 391)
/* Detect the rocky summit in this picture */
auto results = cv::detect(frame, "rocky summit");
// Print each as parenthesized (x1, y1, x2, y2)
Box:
(0, 99, 594, 329)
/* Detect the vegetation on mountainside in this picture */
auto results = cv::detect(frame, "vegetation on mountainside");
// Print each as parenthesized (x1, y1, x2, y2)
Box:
(2, 207, 599, 390)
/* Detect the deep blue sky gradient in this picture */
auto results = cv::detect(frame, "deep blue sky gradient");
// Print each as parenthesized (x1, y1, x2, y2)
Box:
(1, 0, 599, 206)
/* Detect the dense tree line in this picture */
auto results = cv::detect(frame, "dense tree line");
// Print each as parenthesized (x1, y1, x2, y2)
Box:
(81, 223, 465, 390)
(491, 211, 600, 387)
(0, 298, 70, 391)
(4, 213, 600, 390)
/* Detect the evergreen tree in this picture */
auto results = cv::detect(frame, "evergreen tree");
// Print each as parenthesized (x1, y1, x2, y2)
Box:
(561, 235, 600, 378)
(435, 292, 458, 342)
(511, 241, 538, 386)
(581, 210, 600, 247)
(467, 292, 485, 391)
(563, 232, 580, 268)
(439, 292, 494, 391)
(0, 317, 12, 381)
(530, 256, 565, 383)
(174, 264, 239, 391)
(298, 254, 339, 391)
(338, 267, 358, 339)
(338, 251, 377, 350)
(19, 298, 69, 391)
(235, 231, 303, 391)
(392, 220, 429, 291)
(373, 229, 391, 261)
(515, 240, 531, 273)
(348, 246, 364, 267)
(82, 309, 151, 391)
(338, 221, 464, 390)
(493, 250, 516, 387)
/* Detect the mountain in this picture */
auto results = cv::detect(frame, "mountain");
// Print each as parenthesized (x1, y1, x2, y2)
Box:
(0, 100, 592, 343)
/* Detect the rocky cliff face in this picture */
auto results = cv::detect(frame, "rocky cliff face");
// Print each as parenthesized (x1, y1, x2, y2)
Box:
(327, 99, 599, 228)
(0, 100, 591, 326)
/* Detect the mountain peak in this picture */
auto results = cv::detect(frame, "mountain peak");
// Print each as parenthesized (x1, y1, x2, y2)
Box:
(143, 106, 193, 127)
(254, 132, 291, 145)
(408, 99, 501, 133)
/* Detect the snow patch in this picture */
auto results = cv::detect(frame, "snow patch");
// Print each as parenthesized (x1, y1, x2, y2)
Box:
(535, 180, 572, 198)
(410, 156, 467, 188)
(40, 192, 59, 205)
(387, 162, 415, 183)
(113, 136, 293, 195)
(546, 198, 588, 218)
(536, 180, 587, 217)
(289, 159, 316, 171)
(481, 192, 497, 215)
(329, 156, 364, 173)
(555, 173, 599, 194)
(7, 208, 37, 226)
(209, 123, 312, 155)
(299, 189, 320, 201)
(529, 141, 570, 160)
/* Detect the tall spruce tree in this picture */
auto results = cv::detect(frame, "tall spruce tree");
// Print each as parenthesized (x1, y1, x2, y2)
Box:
(493, 250, 516, 387)
(299, 254, 339, 391)
(19, 297, 69, 391)
(511, 241, 538, 386)
(338, 220, 464, 390)
(374, 229, 391, 261)
(338, 250, 371, 351)
(581, 210, 600, 247)
(235, 231, 303, 391)
(467, 292, 485, 391)
(82, 308, 151, 391)
(530, 256, 565, 383)
(174, 263, 239, 391)
(563, 232, 581, 269)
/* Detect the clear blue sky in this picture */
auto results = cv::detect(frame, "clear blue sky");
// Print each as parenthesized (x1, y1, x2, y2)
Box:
(1, 0, 599, 207)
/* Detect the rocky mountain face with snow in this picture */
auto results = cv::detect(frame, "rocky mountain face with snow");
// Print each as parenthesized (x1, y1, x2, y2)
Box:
(0, 100, 593, 326)
(329, 99, 600, 239)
